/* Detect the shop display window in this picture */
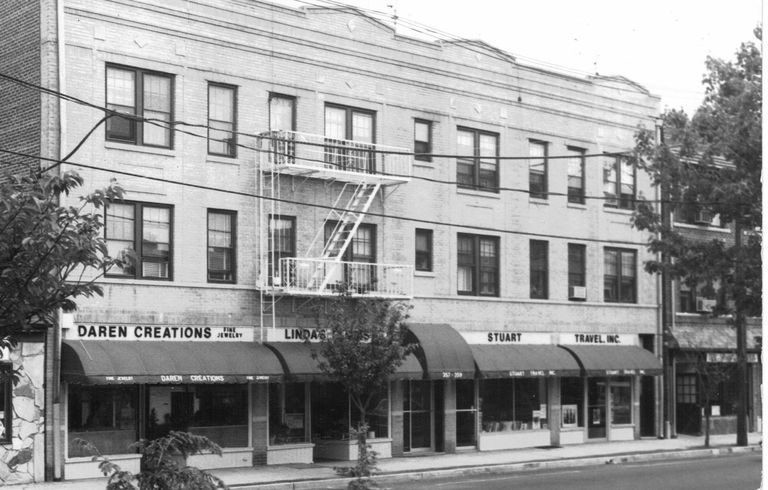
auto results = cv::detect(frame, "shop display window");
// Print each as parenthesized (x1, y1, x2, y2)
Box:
(147, 385, 248, 447)
(269, 382, 308, 444)
(560, 377, 584, 428)
(311, 383, 350, 440)
(479, 378, 548, 432)
(68, 385, 138, 457)
(610, 377, 632, 424)
(351, 386, 389, 438)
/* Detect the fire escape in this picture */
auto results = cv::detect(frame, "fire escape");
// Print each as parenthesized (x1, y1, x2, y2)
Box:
(258, 130, 413, 300)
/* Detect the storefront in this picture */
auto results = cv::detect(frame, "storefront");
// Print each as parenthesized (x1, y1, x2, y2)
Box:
(60, 324, 283, 479)
(671, 324, 762, 435)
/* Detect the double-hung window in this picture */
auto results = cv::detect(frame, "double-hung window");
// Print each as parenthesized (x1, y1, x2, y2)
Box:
(568, 243, 586, 300)
(603, 248, 637, 303)
(529, 140, 548, 199)
(208, 83, 237, 157)
(529, 240, 548, 299)
(324, 104, 375, 173)
(207, 210, 236, 283)
(106, 202, 173, 280)
(324, 222, 376, 291)
(414, 120, 432, 162)
(457, 234, 499, 296)
(106, 65, 173, 147)
(567, 147, 586, 204)
(603, 157, 636, 209)
(269, 94, 296, 164)
(268, 215, 296, 286)
(415, 229, 433, 272)
(456, 128, 498, 192)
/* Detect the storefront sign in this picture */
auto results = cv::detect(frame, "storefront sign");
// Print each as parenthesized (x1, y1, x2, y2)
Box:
(96, 374, 271, 384)
(64, 324, 254, 342)
(265, 328, 331, 343)
(507, 369, 558, 377)
(461, 331, 552, 345)
(706, 352, 759, 363)
(559, 333, 639, 346)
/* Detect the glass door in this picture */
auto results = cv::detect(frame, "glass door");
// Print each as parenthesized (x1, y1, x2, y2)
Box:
(455, 379, 476, 447)
(404, 380, 432, 452)
(587, 378, 607, 439)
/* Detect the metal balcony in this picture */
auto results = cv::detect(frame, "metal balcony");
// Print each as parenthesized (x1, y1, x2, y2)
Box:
(259, 130, 412, 185)
(271, 258, 413, 299)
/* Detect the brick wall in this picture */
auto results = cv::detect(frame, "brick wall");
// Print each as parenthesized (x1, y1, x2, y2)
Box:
(0, 0, 41, 178)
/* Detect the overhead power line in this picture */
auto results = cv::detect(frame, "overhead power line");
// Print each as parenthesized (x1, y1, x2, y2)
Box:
(0, 146, 657, 247)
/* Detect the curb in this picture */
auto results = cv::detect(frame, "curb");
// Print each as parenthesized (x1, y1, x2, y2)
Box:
(236, 445, 761, 489)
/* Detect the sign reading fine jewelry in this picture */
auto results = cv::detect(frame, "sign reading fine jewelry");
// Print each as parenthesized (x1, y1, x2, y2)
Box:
(64, 324, 255, 342)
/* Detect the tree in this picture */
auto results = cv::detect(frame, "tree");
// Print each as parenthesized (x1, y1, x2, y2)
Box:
(692, 356, 736, 448)
(76, 431, 228, 489)
(0, 171, 125, 359)
(632, 27, 761, 446)
(312, 292, 412, 489)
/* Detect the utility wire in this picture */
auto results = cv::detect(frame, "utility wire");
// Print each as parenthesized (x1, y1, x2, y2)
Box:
(0, 73, 732, 206)
(0, 146, 655, 247)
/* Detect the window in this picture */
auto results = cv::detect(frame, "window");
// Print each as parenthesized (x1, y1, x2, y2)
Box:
(207, 210, 235, 283)
(414, 120, 432, 162)
(529, 240, 548, 299)
(208, 83, 236, 156)
(106, 65, 173, 147)
(268, 216, 296, 286)
(0, 365, 11, 443)
(480, 378, 548, 432)
(568, 243, 586, 300)
(269, 382, 308, 444)
(106, 202, 172, 280)
(603, 157, 636, 209)
(456, 128, 498, 192)
(529, 140, 548, 199)
(561, 377, 584, 428)
(457, 234, 499, 296)
(676, 374, 697, 404)
(68, 385, 138, 456)
(610, 377, 632, 424)
(269, 94, 296, 164)
(415, 229, 433, 272)
(567, 147, 586, 204)
(324, 104, 375, 173)
(678, 282, 696, 313)
(324, 222, 376, 291)
(603, 248, 637, 303)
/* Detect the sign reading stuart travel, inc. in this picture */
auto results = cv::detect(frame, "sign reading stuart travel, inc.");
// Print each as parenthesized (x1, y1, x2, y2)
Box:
(559, 333, 639, 346)
(64, 324, 255, 342)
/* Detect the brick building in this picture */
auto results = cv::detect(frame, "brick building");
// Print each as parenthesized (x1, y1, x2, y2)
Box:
(2, 0, 671, 482)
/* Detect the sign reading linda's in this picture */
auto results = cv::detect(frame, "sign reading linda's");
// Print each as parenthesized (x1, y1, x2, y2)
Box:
(65, 324, 255, 342)
(265, 328, 331, 342)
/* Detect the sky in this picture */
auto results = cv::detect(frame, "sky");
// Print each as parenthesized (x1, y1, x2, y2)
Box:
(280, 0, 762, 115)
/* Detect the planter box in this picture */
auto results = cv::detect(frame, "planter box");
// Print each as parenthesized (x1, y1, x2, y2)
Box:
(188, 448, 252, 469)
(609, 426, 635, 441)
(267, 443, 315, 465)
(478, 430, 550, 451)
(314, 438, 392, 461)
(65, 454, 141, 480)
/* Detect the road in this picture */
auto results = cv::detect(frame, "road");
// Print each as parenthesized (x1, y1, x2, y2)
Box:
(388, 453, 762, 490)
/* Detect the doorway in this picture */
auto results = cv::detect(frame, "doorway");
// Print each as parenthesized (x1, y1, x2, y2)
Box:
(587, 378, 607, 439)
(403, 380, 432, 452)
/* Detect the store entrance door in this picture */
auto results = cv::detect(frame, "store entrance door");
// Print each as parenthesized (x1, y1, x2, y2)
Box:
(403, 380, 432, 452)
(587, 378, 607, 439)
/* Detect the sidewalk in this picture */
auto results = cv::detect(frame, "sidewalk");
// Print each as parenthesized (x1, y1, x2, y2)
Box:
(20, 433, 762, 489)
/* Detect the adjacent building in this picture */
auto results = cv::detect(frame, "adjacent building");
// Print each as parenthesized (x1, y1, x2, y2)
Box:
(0, 0, 686, 483)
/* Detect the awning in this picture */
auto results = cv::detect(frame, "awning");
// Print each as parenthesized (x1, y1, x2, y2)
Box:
(61, 341, 284, 384)
(671, 324, 762, 351)
(470, 344, 582, 378)
(559, 345, 663, 376)
(265, 342, 425, 381)
(406, 324, 475, 379)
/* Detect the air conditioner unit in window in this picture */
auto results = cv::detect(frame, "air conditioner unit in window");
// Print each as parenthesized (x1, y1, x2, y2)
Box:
(694, 209, 714, 225)
(696, 298, 716, 313)
(569, 286, 587, 300)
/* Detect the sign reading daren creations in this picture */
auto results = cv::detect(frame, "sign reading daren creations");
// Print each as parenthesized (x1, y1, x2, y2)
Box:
(65, 324, 254, 342)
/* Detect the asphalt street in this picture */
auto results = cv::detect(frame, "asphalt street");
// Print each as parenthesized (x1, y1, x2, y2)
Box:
(389, 452, 762, 490)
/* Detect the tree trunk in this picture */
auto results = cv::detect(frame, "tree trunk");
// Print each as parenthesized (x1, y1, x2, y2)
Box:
(704, 405, 710, 448)
(357, 411, 367, 464)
